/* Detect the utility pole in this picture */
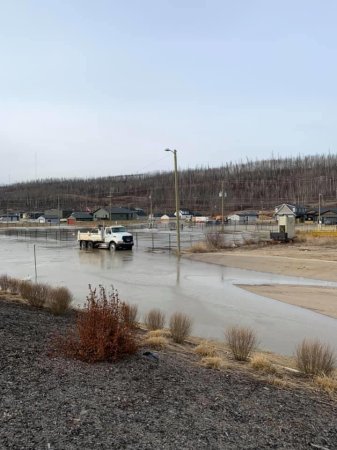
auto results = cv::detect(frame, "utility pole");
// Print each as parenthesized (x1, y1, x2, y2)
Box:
(219, 182, 227, 233)
(165, 148, 181, 256)
(149, 193, 153, 228)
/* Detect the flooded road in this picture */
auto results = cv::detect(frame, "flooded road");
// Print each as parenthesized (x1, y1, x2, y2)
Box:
(1, 235, 337, 356)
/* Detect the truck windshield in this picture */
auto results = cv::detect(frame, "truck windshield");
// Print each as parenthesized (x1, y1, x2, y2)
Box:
(111, 227, 126, 233)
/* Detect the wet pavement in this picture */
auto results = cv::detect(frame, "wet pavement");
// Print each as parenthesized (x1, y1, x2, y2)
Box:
(1, 235, 337, 356)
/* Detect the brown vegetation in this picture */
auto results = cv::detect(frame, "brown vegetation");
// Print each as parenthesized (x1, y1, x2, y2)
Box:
(54, 285, 138, 363)
(295, 339, 336, 376)
(225, 325, 257, 361)
(169, 312, 193, 344)
(144, 308, 166, 330)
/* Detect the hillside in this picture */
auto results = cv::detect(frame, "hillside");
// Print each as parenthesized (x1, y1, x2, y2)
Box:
(2, 154, 337, 214)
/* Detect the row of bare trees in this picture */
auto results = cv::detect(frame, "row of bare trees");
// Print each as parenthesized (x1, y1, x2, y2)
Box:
(1, 154, 337, 214)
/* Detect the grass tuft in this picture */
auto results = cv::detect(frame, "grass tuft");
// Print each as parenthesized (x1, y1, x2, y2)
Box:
(169, 312, 193, 344)
(314, 375, 337, 394)
(201, 356, 223, 369)
(295, 339, 335, 376)
(194, 341, 217, 357)
(225, 325, 257, 361)
(143, 336, 168, 349)
(250, 354, 277, 374)
(144, 309, 166, 330)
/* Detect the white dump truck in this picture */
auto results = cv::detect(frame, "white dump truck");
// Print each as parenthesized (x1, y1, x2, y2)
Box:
(77, 226, 134, 250)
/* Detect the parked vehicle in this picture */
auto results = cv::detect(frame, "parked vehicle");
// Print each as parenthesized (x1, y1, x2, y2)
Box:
(77, 226, 134, 250)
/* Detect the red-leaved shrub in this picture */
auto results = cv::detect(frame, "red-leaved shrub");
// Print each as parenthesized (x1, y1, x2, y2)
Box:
(55, 285, 138, 363)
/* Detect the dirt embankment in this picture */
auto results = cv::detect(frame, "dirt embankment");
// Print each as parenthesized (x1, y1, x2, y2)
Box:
(1, 298, 337, 449)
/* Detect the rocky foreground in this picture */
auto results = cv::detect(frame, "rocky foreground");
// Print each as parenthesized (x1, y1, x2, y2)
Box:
(1, 298, 337, 450)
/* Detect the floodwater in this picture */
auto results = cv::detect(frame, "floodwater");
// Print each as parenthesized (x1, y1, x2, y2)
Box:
(1, 235, 337, 356)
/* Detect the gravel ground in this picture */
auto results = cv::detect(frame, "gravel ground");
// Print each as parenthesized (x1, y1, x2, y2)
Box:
(1, 299, 337, 450)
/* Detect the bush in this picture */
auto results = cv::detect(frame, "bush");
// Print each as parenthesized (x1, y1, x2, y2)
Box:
(19, 281, 50, 308)
(205, 232, 225, 250)
(295, 339, 335, 376)
(47, 286, 73, 315)
(0, 274, 10, 291)
(225, 325, 257, 361)
(122, 303, 139, 328)
(169, 312, 193, 344)
(144, 309, 165, 330)
(55, 285, 138, 363)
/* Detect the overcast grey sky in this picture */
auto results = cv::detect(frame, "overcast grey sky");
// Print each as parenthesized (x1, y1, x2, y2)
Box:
(1, 0, 337, 184)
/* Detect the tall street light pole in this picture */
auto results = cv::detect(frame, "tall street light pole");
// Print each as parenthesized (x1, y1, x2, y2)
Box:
(219, 182, 227, 233)
(318, 193, 323, 227)
(165, 148, 181, 256)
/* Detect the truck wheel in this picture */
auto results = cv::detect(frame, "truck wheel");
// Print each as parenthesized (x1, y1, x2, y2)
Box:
(126, 245, 133, 250)
(109, 242, 116, 251)
(80, 241, 87, 250)
(87, 241, 94, 250)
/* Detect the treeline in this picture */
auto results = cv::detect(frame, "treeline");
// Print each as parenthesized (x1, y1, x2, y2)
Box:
(1, 154, 337, 214)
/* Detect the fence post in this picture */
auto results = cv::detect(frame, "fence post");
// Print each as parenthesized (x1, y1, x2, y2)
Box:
(169, 233, 171, 251)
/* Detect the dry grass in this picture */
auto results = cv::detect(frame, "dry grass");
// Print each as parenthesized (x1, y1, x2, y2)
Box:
(295, 339, 336, 376)
(144, 309, 166, 330)
(250, 354, 277, 374)
(169, 312, 193, 344)
(47, 286, 73, 315)
(194, 341, 217, 357)
(201, 356, 224, 369)
(267, 376, 291, 389)
(187, 242, 210, 253)
(147, 329, 171, 338)
(225, 325, 257, 361)
(143, 336, 168, 350)
(314, 375, 337, 394)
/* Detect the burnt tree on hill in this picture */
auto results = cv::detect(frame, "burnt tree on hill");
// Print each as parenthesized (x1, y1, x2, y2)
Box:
(1, 154, 337, 214)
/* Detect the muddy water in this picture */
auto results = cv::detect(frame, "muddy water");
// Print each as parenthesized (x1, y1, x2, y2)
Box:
(1, 236, 337, 356)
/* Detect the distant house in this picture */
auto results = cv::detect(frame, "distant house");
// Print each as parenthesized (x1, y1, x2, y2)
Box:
(37, 215, 60, 225)
(109, 207, 137, 221)
(318, 208, 337, 225)
(175, 209, 193, 220)
(0, 213, 20, 222)
(227, 211, 259, 224)
(92, 208, 110, 220)
(67, 212, 93, 225)
(274, 204, 307, 222)
(161, 213, 175, 220)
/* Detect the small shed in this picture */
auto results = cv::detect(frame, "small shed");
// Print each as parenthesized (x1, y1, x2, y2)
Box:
(227, 211, 258, 224)
(67, 212, 93, 224)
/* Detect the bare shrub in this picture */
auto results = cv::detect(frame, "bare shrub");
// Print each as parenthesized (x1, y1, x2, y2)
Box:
(19, 281, 50, 308)
(250, 354, 277, 374)
(47, 287, 73, 315)
(53, 285, 138, 363)
(0, 274, 10, 291)
(169, 312, 193, 344)
(205, 232, 225, 250)
(144, 309, 165, 330)
(122, 303, 139, 328)
(225, 325, 257, 361)
(295, 339, 335, 376)
(201, 356, 223, 369)
(194, 341, 217, 357)
(143, 336, 168, 349)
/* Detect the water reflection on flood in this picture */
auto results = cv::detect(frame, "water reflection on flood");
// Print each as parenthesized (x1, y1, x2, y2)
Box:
(1, 236, 337, 356)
